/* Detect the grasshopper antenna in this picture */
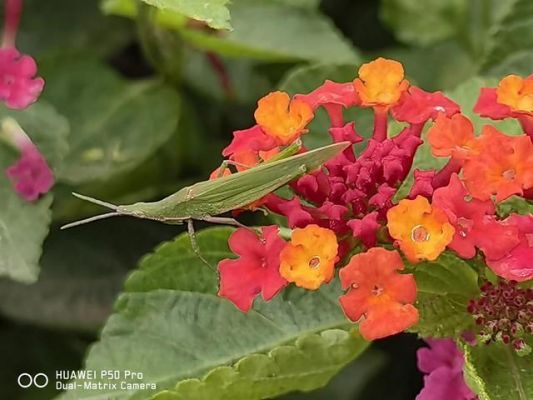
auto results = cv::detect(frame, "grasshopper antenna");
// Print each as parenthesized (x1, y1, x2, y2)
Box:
(71, 192, 119, 210)
(60, 193, 122, 230)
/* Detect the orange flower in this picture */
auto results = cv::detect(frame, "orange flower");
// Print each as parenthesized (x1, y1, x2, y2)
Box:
(386, 196, 455, 263)
(339, 248, 418, 340)
(279, 224, 338, 290)
(254, 91, 314, 145)
(463, 126, 533, 202)
(353, 57, 409, 108)
(496, 75, 533, 114)
(427, 113, 477, 160)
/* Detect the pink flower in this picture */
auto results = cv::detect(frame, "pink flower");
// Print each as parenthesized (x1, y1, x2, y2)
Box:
(3, 118, 54, 201)
(0, 48, 44, 109)
(392, 87, 460, 124)
(417, 338, 477, 400)
(433, 174, 519, 259)
(218, 226, 288, 312)
(485, 214, 533, 282)
(347, 211, 380, 248)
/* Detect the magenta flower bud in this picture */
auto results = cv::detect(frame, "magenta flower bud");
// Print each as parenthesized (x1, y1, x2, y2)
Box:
(1, 118, 54, 201)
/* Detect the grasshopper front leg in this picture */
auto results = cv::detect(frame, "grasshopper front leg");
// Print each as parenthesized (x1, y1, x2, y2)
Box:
(187, 219, 215, 271)
(216, 159, 253, 178)
(198, 215, 248, 228)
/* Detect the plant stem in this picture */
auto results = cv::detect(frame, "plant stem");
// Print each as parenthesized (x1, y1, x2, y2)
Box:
(372, 107, 388, 142)
(2, 0, 22, 48)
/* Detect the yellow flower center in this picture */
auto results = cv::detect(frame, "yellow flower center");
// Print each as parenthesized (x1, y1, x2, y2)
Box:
(411, 225, 430, 242)
(503, 169, 516, 180)
(308, 256, 321, 269)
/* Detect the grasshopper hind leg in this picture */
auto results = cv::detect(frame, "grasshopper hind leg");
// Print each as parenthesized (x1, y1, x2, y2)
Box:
(187, 219, 215, 271)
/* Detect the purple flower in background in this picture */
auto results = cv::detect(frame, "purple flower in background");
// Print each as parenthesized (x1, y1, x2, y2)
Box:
(2, 117, 54, 201)
(416, 338, 477, 400)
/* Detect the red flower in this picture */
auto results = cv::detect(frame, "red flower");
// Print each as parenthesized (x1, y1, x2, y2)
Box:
(485, 215, 533, 282)
(297, 80, 360, 127)
(392, 87, 460, 124)
(433, 174, 519, 259)
(222, 125, 277, 163)
(409, 169, 436, 199)
(462, 127, 533, 202)
(339, 248, 418, 340)
(427, 114, 476, 160)
(218, 226, 287, 312)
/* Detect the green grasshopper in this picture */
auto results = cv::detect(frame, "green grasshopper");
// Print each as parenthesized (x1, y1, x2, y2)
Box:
(62, 141, 349, 264)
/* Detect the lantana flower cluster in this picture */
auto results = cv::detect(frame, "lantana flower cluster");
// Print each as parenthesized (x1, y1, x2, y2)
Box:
(214, 57, 533, 347)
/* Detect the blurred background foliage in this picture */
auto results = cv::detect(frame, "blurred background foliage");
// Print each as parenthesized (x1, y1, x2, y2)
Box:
(0, 0, 531, 398)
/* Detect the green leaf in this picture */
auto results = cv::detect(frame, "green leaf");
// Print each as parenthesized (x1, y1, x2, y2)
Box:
(0, 218, 173, 331)
(124, 226, 226, 293)
(381, 41, 477, 91)
(19, 0, 132, 58)
(272, 0, 320, 8)
(0, 102, 69, 283)
(105, 0, 359, 63)
(463, 342, 533, 400)
(279, 348, 385, 400)
(141, 0, 231, 30)
(59, 228, 367, 400)
(481, 0, 533, 76)
(0, 187, 52, 284)
(181, 1, 359, 63)
(153, 329, 366, 400)
(380, 0, 466, 46)
(497, 196, 533, 218)
(410, 252, 480, 338)
(39, 57, 181, 184)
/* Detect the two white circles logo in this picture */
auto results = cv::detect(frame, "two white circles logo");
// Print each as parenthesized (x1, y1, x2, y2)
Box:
(17, 373, 49, 388)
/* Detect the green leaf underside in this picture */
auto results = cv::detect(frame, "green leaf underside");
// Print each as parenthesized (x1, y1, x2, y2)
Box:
(103, 0, 359, 63)
(0, 102, 69, 283)
(39, 56, 180, 184)
(141, 0, 231, 30)
(410, 252, 480, 338)
(482, 0, 533, 76)
(0, 188, 52, 283)
(59, 228, 366, 400)
(463, 342, 533, 400)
